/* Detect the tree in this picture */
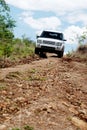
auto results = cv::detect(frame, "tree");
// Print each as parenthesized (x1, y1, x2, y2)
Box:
(76, 27, 87, 45)
(0, 0, 16, 57)
(0, 0, 15, 42)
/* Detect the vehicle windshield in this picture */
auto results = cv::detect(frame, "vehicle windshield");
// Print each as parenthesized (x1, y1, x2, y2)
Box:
(40, 31, 63, 40)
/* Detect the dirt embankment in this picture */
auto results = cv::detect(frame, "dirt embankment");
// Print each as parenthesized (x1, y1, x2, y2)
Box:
(0, 54, 87, 130)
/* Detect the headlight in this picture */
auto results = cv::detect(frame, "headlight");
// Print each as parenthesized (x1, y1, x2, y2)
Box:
(37, 39, 42, 44)
(56, 42, 62, 46)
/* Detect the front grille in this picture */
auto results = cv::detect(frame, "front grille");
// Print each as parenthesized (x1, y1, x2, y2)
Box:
(43, 40, 55, 45)
(41, 46, 55, 50)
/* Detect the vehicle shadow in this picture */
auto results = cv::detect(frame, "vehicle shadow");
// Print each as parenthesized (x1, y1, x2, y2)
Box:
(47, 53, 58, 58)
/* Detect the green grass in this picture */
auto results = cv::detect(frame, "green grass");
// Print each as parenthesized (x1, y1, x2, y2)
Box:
(0, 83, 6, 90)
(24, 125, 34, 130)
(29, 68, 36, 74)
(66, 51, 72, 57)
(28, 75, 46, 81)
(6, 71, 22, 79)
(12, 128, 20, 130)
(11, 125, 34, 130)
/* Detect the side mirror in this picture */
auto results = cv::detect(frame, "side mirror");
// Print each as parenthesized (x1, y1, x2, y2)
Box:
(36, 35, 40, 39)
(63, 39, 67, 41)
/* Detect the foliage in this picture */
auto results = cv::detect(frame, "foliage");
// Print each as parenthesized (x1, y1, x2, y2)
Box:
(66, 44, 87, 62)
(75, 27, 87, 61)
(0, 0, 16, 58)
(24, 125, 34, 130)
(66, 27, 87, 62)
(66, 51, 72, 57)
(77, 44, 87, 53)
(76, 27, 87, 45)
(0, 0, 15, 42)
(12, 128, 20, 130)
(11, 37, 35, 59)
(0, 0, 9, 11)
(0, 0, 35, 59)
(0, 37, 35, 59)
(11, 125, 34, 130)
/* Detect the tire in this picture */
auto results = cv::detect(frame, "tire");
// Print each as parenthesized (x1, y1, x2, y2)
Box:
(57, 51, 64, 58)
(39, 52, 47, 58)
(35, 48, 47, 58)
(35, 47, 39, 55)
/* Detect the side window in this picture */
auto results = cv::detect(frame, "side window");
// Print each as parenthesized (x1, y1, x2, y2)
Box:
(60, 34, 63, 40)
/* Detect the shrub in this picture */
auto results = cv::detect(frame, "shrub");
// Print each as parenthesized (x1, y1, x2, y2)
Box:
(24, 125, 34, 130)
(77, 44, 87, 54)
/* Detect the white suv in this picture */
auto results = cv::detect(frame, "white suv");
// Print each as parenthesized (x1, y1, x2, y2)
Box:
(35, 30, 66, 58)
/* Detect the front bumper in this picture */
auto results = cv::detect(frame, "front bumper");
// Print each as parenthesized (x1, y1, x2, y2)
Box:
(36, 45, 64, 53)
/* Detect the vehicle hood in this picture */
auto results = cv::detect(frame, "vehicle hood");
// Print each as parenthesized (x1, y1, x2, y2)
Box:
(37, 37, 63, 43)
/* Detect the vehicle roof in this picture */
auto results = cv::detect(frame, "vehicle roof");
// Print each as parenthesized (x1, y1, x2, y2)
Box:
(42, 30, 63, 34)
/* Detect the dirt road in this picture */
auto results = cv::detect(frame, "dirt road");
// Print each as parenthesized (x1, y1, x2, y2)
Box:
(0, 54, 87, 130)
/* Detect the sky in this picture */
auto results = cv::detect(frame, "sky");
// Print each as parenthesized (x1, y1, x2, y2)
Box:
(5, 0, 87, 53)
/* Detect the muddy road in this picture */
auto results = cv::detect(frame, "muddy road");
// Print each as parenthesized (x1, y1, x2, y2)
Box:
(0, 54, 87, 130)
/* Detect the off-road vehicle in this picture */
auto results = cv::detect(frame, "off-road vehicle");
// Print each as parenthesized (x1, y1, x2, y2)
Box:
(35, 30, 66, 58)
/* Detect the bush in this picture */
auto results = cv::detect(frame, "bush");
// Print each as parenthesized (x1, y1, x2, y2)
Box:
(0, 37, 35, 60)
(67, 44, 87, 62)
(24, 125, 34, 130)
(77, 44, 87, 54)
(11, 125, 34, 130)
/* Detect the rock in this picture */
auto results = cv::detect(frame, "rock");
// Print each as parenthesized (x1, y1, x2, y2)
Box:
(71, 116, 87, 130)
(78, 109, 87, 115)
(69, 107, 78, 115)
(0, 125, 7, 130)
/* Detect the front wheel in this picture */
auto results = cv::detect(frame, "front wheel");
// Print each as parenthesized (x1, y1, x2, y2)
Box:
(57, 51, 64, 58)
(35, 47, 39, 55)
(39, 52, 47, 58)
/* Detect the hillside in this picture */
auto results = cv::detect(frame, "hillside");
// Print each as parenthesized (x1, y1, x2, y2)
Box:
(0, 51, 87, 130)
